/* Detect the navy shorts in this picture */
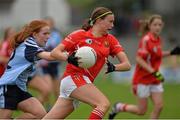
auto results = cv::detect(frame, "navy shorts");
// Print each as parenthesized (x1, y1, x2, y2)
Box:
(0, 85, 32, 110)
(42, 62, 60, 79)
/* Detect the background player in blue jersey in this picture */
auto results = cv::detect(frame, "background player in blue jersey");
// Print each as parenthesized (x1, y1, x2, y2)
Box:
(0, 20, 55, 119)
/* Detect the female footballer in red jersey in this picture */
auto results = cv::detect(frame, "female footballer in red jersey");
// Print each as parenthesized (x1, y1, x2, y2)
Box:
(43, 7, 131, 119)
(0, 27, 15, 77)
(109, 15, 180, 119)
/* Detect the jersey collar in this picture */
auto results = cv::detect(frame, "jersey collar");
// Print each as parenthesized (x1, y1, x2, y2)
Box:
(148, 32, 160, 42)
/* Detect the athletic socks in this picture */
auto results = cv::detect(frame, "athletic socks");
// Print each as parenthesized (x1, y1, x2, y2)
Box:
(116, 102, 127, 112)
(89, 108, 104, 120)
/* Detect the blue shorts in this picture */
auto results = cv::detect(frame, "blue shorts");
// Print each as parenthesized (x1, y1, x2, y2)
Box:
(0, 85, 32, 110)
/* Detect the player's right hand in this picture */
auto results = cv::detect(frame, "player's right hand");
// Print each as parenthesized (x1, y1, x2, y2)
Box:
(67, 52, 79, 67)
(153, 71, 165, 82)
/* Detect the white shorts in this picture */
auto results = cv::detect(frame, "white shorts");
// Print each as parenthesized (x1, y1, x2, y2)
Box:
(137, 83, 164, 98)
(59, 75, 92, 108)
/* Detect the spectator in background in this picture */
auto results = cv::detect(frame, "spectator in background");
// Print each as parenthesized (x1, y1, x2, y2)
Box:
(0, 27, 15, 77)
(109, 14, 180, 119)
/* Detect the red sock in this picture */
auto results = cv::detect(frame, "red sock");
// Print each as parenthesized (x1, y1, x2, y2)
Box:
(89, 108, 104, 120)
(122, 104, 128, 111)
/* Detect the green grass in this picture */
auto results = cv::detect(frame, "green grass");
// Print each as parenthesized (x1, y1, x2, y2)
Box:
(67, 78, 180, 119)
(13, 77, 180, 119)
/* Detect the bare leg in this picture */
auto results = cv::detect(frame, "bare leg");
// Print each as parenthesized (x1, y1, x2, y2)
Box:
(43, 83, 110, 119)
(52, 79, 60, 99)
(17, 97, 46, 119)
(0, 109, 13, 119)
(70, 83, 110, 117)
(109, 97, 148, 119)
(125, 97, 148, 115)
(42, 97, 74, 119)
(150, 92, 163, 119)
(28, 75, 53, 104)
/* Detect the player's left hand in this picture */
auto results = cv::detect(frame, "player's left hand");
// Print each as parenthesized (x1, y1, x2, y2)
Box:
(170, 46, 180, 55)
(105, 59, 115, 74)
(153, 71, 165, 82)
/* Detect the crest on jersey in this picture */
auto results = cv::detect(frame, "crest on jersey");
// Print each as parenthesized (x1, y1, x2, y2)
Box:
(85, 39, 93, 44)
(104, 40, 109, 47)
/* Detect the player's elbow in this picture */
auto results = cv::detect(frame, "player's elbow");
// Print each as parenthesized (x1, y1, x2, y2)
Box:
(125, 62, 131, 71)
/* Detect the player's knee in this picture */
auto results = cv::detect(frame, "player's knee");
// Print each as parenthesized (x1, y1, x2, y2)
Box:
(33, 109, 47, 118)
(155, 102, 163, 111)
(95, 99, 110, 113)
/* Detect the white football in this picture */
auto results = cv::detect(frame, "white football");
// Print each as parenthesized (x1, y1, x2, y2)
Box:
(75, 46, 97, 68)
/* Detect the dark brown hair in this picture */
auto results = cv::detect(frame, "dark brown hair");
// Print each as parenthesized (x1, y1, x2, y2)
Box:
(139, 14, 162, 36)
(10, 20, 49, 48)
(82, 7, 113, 31)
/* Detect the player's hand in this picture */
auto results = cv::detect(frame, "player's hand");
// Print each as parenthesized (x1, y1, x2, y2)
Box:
(153, 71, 165, 82)
(105, 59, 115, 74)
(67, 52, 79, 67)
(170, 46, 180, 55)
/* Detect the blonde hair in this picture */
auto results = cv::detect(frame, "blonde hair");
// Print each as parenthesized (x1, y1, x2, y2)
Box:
(10, 20, 49, 48)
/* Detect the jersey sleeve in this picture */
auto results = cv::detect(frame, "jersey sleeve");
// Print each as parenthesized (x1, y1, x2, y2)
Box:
(24, 39, 44, 62)
(109, 35, 124, 57)
(61, 30, 85, 52)
(137, 35, 150, 59)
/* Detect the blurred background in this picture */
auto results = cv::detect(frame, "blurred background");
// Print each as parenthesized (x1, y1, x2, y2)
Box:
(0, 0, 180, 119)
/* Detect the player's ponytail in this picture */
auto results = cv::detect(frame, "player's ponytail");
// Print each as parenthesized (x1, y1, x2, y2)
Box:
(82, 7, 113, 31)
(139, 14, 162, 36)
(82, 18, 92, 31)
(139, 19, 149, 36)
(10, 20, 49, 48)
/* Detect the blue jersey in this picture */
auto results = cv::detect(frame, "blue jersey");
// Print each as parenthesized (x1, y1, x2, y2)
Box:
(0, 37, 44, 91)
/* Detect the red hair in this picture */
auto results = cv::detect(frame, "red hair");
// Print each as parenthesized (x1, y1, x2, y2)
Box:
(10, 20, 49, 48)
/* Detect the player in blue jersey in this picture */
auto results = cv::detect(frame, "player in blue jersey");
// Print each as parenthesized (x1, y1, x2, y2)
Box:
(28, 17, 62, 108)
(0, 20, 55, 119)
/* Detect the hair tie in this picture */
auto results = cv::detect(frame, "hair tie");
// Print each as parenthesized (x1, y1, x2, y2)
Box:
(89, 18, 94, 26)
(94, 11, 112, 21)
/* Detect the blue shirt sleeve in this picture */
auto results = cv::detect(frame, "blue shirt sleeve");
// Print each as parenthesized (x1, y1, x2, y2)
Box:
(24, 38, 44, 62)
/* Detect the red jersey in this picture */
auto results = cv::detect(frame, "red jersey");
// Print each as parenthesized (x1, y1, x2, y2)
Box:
(62, 29, 124, 82)
(0, 40, 12, 77)
(133, 32, 162, 85)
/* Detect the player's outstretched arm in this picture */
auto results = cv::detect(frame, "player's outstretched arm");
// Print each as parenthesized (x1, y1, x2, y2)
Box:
(51, 44, 68, 61)
(37, 51, 56, 61)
